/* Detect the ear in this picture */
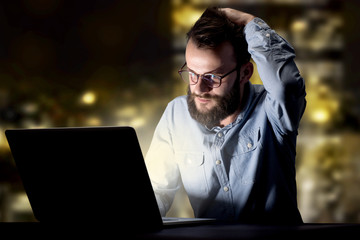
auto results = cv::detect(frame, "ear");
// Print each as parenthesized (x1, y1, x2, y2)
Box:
(240, 61, 253, 83)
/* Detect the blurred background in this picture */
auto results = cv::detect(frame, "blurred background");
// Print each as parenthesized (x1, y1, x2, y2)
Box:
(0, 0, 359, 223)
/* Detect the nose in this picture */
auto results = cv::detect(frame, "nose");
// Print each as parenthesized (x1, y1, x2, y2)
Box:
(193, 76, 213, 95)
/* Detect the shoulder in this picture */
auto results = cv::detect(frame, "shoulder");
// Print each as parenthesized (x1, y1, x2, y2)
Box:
(160, 95, 189, 121)
(250, 83, 266, 100)
(165, 95, 188, 113)
(160, 95, 200, 134)
(168, 95, 187, 106)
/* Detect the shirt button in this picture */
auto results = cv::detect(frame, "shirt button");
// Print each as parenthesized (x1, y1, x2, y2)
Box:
(265, 33, 270, 37)
(247, 143, 253, 149)
(217, 132, 223, 137)
(223, 186, 229, 192)
(216, 160, 221, 165)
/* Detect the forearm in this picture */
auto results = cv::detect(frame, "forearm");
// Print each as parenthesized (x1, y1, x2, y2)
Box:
(244, 18, 306, 133)
(145, 106, 181, 216)
(244, 18, 305, 102)
(146, 141, 180, 216)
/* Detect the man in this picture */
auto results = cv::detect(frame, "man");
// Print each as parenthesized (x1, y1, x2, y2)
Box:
(145, 7, 306, 223)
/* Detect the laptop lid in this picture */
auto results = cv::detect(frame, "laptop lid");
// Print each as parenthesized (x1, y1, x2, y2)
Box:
(5, 126, 163, 231)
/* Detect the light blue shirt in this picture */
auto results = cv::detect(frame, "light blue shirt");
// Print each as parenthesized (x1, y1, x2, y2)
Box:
(145, 18, 306, 223)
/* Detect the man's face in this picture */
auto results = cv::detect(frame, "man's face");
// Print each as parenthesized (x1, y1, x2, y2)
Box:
(185, 39, 243, 127)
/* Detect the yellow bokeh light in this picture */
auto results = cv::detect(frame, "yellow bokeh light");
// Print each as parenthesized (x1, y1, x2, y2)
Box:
(81, 91, 97, 105)
(116, 106, 137, 118)
(291, 19, 308, 33)
(86, 116, 102, 126)
(131, 117, 146, 128)
(172, 5, 203, 29)
(311, 109, 331, 124)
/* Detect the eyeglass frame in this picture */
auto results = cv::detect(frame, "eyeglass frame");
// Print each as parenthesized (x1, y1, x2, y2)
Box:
(178, 62, 238, 88)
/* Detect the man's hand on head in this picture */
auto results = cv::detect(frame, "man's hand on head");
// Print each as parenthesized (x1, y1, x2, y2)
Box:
(220, 8, 255, 26)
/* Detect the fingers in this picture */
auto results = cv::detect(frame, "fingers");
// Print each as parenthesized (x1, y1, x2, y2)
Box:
(219, 8, 255, 26)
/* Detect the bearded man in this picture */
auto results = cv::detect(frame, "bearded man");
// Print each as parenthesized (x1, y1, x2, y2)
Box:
(145, 7, 306, 224)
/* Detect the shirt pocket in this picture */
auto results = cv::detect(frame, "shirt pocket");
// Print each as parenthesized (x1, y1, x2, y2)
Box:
(231, 128, 262, 182)
(237, 127, 261, 154)
(174, 152, 209, 195)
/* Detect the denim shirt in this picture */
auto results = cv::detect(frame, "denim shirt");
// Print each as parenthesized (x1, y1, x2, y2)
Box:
(145, 18, 306, 223)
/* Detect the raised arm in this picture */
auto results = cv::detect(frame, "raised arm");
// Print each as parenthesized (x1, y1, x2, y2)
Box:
(221, 8, 306, 135)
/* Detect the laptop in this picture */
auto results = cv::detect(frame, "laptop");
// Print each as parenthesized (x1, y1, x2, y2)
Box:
(5, 126, 214, 231)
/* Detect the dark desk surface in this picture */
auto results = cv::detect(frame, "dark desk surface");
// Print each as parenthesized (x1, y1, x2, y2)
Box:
(1, 222, 359, 239)
(139, 222, 360, 240)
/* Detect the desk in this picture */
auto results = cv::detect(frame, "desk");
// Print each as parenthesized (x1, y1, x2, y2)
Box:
(0, 222, 359, 239)
(138, 222, 360, 240)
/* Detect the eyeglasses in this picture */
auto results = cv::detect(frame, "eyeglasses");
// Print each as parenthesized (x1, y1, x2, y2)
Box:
(178, 62, 238, 88)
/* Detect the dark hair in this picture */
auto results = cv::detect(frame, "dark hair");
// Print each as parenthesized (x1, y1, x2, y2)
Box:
(186, 7, 250, 66)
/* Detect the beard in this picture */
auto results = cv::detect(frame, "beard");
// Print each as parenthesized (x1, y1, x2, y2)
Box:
(187, 76, 241, 128)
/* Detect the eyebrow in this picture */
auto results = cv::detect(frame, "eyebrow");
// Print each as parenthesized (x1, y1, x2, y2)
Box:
(187, 65, 226, 75)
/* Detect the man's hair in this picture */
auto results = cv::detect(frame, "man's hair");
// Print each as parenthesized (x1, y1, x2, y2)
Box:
(186, 7, 251, 66)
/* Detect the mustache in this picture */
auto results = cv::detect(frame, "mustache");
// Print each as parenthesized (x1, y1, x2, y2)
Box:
(186, 86, 221, 101)
(188, 92, 221, 100)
